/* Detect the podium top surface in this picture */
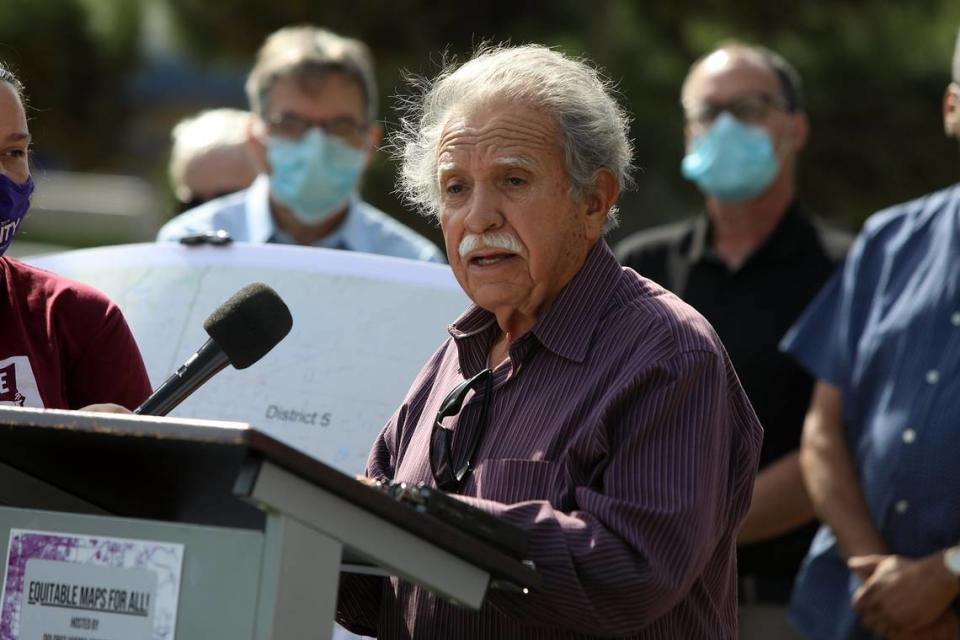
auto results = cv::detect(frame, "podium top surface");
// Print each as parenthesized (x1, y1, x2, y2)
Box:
(0, 406, 539, 591)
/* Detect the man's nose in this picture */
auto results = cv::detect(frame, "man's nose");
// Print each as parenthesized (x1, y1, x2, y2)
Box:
(463, 183, 503, 234)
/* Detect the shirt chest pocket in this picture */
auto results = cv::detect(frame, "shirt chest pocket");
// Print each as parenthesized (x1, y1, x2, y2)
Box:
(469, 459, 558, 505)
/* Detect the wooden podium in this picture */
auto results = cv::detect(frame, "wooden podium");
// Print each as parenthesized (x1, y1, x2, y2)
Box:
(0, 406, 538, 639)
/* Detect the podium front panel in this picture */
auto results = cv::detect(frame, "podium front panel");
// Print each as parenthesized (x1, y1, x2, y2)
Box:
(0, 506, 263, 639)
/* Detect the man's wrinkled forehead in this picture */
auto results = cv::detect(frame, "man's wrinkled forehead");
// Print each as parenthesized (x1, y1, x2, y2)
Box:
(436, 102, 560, 166)
(438, 154, 535, 174)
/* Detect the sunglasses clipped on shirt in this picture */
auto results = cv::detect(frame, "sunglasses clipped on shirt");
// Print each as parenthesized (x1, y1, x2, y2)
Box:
(429, 368, 493, 493)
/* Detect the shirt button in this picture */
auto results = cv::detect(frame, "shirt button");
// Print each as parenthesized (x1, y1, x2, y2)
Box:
(926, 370, 940, 384)
(902, 429, 916, 444)
(952, 312, 960, 326)
(894, 500, 909, 514)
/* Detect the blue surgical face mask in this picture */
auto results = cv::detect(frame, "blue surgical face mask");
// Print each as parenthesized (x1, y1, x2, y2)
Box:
(0, 174, 34, 257)
(267, 127, 367, 223)
(681, 112, 779, 203)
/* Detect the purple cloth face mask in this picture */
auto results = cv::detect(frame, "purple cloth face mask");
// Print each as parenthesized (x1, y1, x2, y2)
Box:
(0, 174, 34, 257)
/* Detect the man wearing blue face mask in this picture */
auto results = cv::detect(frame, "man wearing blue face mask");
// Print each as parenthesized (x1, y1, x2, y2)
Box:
(615, 43, 851, 638)
(157, 26, 443, 263)
(0, 63, 151, 412)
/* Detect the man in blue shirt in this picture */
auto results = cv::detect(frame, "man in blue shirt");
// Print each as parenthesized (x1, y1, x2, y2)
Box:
(781, 28, 960, 639)
(157, 26, 443, 264)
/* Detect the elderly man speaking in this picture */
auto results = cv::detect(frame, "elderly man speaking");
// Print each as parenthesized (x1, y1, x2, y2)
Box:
(337, 45, 763, 639)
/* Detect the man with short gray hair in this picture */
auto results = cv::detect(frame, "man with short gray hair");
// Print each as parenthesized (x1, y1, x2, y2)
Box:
(158, 26, 442, 263)
(337, 44, 762, 639)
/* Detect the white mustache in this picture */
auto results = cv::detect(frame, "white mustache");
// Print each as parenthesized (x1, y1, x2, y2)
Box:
(458, 231, 523, 258)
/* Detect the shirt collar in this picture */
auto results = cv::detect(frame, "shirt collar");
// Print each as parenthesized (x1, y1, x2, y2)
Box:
(751, 201, 813, 264)
(686, 214, 710, 263)
(448, 241, 622, 367)
(688, 200, 808, 268)
(319, 194, 363, 251)
(532, 241, 621, 362)
(244, 174, 277, 243)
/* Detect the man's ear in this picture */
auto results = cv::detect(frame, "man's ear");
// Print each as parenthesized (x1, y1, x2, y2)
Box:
(943, 83, 960, 139)
(786, 111, 810, 152)
(246, 115, 270, 174)
(364, 122, 384, 170)
(583, 168, 620, 241)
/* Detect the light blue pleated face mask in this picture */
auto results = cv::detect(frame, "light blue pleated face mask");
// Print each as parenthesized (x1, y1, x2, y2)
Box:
(267, 127, 367, 223)
(681, 112, 779, 203)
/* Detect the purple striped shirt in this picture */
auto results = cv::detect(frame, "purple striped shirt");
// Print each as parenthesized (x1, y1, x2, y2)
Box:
(338, 242, 762, 639)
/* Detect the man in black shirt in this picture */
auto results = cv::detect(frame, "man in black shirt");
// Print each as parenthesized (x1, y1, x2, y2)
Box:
(616, 42, 850, 638)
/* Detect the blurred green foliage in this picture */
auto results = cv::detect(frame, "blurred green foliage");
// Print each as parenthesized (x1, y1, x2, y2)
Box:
(2, 0, 959, 245)
(0, 0, 140, 170)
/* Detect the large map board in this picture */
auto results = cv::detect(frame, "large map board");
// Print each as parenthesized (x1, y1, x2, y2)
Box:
(28, 243, 469, 475)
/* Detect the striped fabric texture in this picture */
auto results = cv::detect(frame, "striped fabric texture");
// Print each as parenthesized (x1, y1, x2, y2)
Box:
(338, 242, 763, 639)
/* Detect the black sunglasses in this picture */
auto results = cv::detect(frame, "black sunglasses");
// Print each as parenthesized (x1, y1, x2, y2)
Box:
(429, 369, 493, 493)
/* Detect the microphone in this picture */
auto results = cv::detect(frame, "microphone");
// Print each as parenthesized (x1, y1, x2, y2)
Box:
(134, 283, 293, 416)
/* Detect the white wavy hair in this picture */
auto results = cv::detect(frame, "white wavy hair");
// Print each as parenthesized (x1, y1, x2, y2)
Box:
(391, 44, 635, 229)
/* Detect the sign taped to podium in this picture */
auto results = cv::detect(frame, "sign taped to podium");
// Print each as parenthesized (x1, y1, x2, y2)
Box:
(0, 529, 184, 640)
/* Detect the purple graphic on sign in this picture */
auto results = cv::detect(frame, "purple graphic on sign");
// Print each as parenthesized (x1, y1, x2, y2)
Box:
(0, 533, 78, 639)
(0, 530, 184, 640)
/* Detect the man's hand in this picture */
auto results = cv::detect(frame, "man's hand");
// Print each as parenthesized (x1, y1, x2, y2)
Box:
(78, 403, 132, 414)
(849, 552, 959, 637)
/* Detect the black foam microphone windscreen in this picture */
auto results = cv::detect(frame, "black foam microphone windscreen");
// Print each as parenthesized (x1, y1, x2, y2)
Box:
(134, 282, 293, 416)
(203, 282, 294, 369)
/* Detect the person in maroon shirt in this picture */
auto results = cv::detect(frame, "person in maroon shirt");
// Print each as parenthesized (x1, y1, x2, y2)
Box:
(337, 45, 763, 639)
(0, 63, 150, 411)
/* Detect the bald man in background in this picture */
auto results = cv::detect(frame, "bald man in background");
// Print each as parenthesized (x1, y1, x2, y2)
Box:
(616, 43, 851, 638)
